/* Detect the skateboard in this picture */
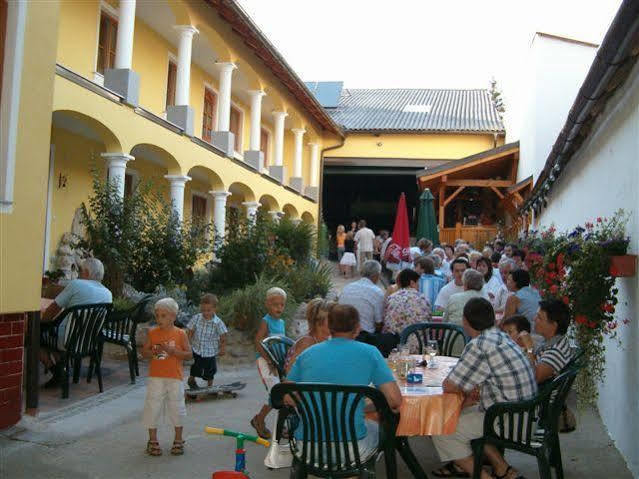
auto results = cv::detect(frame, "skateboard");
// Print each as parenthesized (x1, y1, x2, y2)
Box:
(185, 381, 246, 401)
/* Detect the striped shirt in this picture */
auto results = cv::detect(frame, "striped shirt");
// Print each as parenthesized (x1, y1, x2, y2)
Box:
(535, 334, 573, 375)
(339, 278, 384, 333)
(447, 327, 537, 411)
(186, 314, 228, 357)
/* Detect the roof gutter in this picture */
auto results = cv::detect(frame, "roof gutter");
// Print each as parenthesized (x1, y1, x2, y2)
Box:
(523, 0, 639, 213)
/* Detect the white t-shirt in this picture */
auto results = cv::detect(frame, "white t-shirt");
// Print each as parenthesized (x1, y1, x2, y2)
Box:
(354, 227, 375, 252)
(434, 282, 464, 310)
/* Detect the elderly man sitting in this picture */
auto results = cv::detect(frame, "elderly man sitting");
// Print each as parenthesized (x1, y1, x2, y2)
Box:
(432, 297, 537, 479)
(41, 257, 112, 387)
(444, 269, 485, 326)
(339, 260, 398, 356)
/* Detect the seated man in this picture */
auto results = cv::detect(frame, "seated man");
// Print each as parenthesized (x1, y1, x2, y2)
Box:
(444, 269, 485, 326)
(432, 298, 537, 479)
(41, 257, 113, 387)
(286, 304, 402, 457)
(434, 258, 469, 312)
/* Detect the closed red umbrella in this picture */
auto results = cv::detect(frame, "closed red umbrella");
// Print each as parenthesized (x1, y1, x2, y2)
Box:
(385, 192, 411, 264)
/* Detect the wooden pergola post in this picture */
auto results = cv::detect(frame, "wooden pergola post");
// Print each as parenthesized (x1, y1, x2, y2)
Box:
(438, 176, 447, 229)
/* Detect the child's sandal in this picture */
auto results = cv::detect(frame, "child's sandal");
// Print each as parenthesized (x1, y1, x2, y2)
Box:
(171, 440, 185, 455)
(146, 440, 162, 456)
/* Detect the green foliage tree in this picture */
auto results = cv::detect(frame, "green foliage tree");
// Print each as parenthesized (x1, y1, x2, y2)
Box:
(489, 77, 506, 121)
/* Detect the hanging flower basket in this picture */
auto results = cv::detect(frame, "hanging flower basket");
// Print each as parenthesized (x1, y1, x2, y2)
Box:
(610, 254, 637, 277)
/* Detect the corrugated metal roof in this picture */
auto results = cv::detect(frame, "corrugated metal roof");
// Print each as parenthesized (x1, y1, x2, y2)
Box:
(326, 88, 505, 133)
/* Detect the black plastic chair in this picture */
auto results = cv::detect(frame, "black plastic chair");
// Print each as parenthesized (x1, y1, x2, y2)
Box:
(91, 294, 153, 384)
(261, 335, 295, 380)
(40, 303, 112, 399)
(399, 322, 469, 357)
(271, 382, 399, 478)
(470, 368, 578, 479)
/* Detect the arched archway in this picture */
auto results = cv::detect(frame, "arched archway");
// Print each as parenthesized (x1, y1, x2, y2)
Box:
(52, 110, 122, 152)
(282, 203, 299, 220)
(301, 211, 315, 224)
(258, 194, 280, 212)
(187, 165, 225, 192)
(130, 143, 181, 174)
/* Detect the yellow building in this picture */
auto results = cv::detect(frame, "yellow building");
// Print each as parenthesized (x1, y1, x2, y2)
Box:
(306, 84, 506, 232)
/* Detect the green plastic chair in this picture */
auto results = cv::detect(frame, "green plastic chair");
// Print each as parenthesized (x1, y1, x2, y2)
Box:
(271, 382, 399, 478)
(399, 322, 469, 357)
(470, 368, 578, 479)
(261, 335, 295, 381)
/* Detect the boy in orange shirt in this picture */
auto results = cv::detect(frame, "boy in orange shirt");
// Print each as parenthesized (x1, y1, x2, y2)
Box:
(142, 298, 193, 456)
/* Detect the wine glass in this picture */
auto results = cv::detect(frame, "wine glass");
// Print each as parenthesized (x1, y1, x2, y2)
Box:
(425, 340, 438, 368)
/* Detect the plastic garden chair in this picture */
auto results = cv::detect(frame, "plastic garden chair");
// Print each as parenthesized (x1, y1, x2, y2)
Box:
(40, 303, 113, 399)
(271, 382, 399, 478)
(261, 335, 294, 380)
(90, 294, 153, 384)
(470, 368, 578, 479)
(399, 322, 469, 357)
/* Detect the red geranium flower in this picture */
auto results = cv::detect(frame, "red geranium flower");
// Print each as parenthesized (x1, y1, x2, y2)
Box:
(597, 217, 603, 223)
(575, 314, 587, 324)
(548, 263, 556, 270)
(550, 284, 559, 294)
(562, 296, 570, 305)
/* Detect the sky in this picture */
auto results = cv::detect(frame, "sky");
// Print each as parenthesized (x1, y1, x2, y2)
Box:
(236, 0, 622, 135)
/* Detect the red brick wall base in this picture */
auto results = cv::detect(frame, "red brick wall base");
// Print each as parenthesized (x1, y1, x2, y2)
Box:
(0, 313, 25, 429)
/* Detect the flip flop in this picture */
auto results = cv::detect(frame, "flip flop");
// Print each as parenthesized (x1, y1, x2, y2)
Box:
(250, 417, 272, 439)
(432, 461, 470, 478)
(495, 465, 526, 479)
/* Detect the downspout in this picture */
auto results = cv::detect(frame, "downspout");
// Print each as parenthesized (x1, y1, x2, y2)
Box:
(318, 135, 346, 224)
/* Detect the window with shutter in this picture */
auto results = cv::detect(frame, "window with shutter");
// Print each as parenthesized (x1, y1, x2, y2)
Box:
(97, 12, 118, 75)
(202, 89, 217, 142)
(229, 106, 242, 153)
(166, 60, 177, 108)
(260, 128, 269, 166)
(192, 195, 207, 223)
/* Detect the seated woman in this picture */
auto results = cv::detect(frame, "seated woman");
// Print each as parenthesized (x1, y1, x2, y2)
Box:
(284, 298, 334, 374)
(476, 257, 506, 312)
(383, 269, 431, 346)
(518, 299, 574, 383)
(503, 269, 542, 337)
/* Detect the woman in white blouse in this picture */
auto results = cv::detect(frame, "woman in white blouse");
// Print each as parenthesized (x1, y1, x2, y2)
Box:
(477, 257, 509, 313)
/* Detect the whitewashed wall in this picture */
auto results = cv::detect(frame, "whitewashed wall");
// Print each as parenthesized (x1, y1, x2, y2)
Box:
(515, 34, 597, 182)
(535, 62, 639, 476)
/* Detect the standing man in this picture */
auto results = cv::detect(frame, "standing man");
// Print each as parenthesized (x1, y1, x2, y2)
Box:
(354, 220, 375, 273)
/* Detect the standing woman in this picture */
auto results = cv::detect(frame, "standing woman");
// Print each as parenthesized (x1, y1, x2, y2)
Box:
(348, 221, 358, 235)
(339, 232, 357, 277)
(336, 225, 346, 262)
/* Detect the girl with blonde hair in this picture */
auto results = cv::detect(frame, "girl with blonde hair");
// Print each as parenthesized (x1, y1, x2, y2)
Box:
(284, 298, 334, 373)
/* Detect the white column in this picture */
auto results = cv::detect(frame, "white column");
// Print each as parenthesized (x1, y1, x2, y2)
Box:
(272, 111, 288, 166)
(164, 174, 191, 222)
(268, 211, 282, 222)
(174, 25, 198, 106)
(308, 142, 320, 187)
(211, 191, 231, 243)
(292, 128, 306, 178)
(114, 0, 136, 70)
(242, 201, 260, 222)
(101, 153, 134, 198)
(216, 62, 237, 131)
(247, 90, 266, 151)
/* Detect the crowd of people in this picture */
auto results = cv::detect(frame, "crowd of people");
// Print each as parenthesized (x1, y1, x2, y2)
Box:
(38, 229, 573, 476)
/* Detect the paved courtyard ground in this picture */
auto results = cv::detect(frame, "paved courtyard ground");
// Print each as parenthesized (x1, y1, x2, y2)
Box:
(1, 266, 634, 478)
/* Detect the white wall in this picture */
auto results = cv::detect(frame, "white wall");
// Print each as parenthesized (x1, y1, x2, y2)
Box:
(515, 34, 597, 182)
(536, 61, 639, 476)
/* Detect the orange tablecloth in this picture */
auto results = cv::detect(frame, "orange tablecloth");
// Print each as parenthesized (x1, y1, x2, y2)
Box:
(395, 355, 463, 436)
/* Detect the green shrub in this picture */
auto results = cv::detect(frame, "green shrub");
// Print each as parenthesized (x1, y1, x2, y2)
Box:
(217, 273, 298, 334)
(282, 261, 333, 303)
(317, 219, 330, 259)
(269, 218, 315, 263)
(113, 296, 137, 312)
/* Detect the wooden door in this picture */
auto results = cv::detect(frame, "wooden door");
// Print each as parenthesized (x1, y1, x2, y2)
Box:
(97, 12, 118, 74)
(202, 89, 217, 142)
(166, 60, 177, 108)
(229, 106, 241, 152)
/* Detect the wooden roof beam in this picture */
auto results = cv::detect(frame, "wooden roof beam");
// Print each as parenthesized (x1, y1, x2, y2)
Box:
(446, 179, 512, 187)
(490, 186, 505, 199)
(444, 186, 466, 207)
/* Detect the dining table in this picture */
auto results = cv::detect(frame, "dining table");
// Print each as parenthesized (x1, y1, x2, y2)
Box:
(390, 355, 464, 479)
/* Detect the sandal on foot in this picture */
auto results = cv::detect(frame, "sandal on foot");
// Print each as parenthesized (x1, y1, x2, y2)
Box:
(495, 466, 525, 479)
(250, 417, 272, 439)
(432, 461, 470, 478)
(146, 440, 162, 456)
(170, 440, 185, 455)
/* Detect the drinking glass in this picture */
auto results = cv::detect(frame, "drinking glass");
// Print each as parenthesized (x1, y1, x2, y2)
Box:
(425, 340, 438, 368)
(399, 344, 410, 358)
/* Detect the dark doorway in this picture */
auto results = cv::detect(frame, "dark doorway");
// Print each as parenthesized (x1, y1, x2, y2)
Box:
(322, 166, 419, 236)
